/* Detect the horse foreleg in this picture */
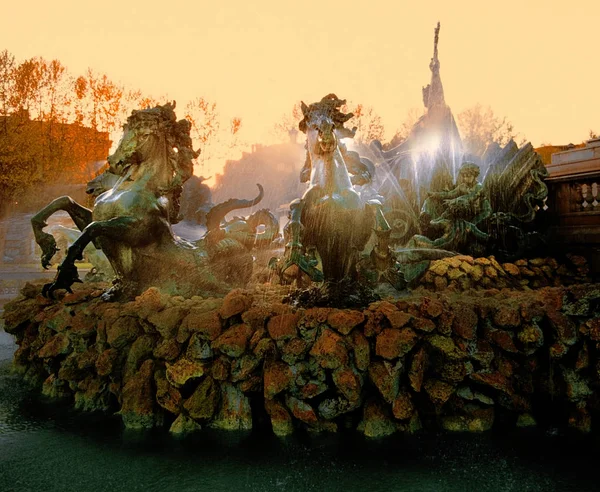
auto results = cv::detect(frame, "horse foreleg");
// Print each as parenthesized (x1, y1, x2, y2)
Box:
(31, 196, 93, 268)
(277, 199, 323, 283)
(43, 216, 137, 298)
(366, 201, 395, 278)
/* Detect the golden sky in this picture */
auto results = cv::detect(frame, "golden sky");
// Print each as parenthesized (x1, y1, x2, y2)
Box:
(3, 0, 599, 155)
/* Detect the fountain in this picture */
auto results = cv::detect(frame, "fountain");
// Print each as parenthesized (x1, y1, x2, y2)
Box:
(31, 102, 274, 301)
(2, 25, 600, 439)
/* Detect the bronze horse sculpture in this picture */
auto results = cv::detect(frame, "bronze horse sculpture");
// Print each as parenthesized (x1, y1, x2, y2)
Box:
(274, 94, 393, 285)
(35, 102, 262, 300)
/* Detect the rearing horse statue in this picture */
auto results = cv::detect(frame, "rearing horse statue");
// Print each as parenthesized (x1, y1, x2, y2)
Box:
(275, 94, 392, 283)
(37, 102, 258, 300)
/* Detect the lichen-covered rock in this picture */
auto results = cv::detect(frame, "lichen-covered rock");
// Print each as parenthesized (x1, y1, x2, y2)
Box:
(502, 263, 521, 277)
(486, 328, 518, 353)
(410, 316, 436, 334)
(369, 360, 401, 403)
(178, 309, 222, 343)
(125, 334, 156, 377)
(253, 338, 277, 360)
(429, 260, 449, 276)
(424, 378, 455, 407)
(332, 366, 362, 403)
(37, 332, 71, 358)
(409, 347, 427, 392)
(441, 408, 494, 432)
(185, 333, 212, 360)
(155, 372, 182, 415)
(310, 329, 349, 369)
(220, 289, 253, 319)
(281, 338, 310, 364)
(516, 413, 537, 428)
(212, 324, 252, 357)
(470, 371, 512, 394)
(211, 356, 230, 381)
(210, 383, 252, 430)
(382, 310, 413, 331)
(375, 328, 418, 360)
(147, 306, 188, 339)
(517, 323, 544, 354)
(563, 369, 592, 402)
(327, 309, 365, 335)
(96, 348, 121, 377)
(265, 398, 293, 436)
(166, 358, 206, 387)
(242, 307, 270, 331)
(285, 395, 318, 425)
(107, 317, 141, 349)
(358, 398, 397, 438)
(121, 360, 159, 429)
(568, 406, 591, 433)
(74, 378, 111, 412)
(264, 361, 293, 398)
(348, 330, 370, 371)
(418, 297, 444, 319)
(170, 414, 202, 435)
(132, 287, 169, 319)
(183, 376, 219, 421)
(547, 310, 577, 346)
(267, 313, 299, 340)
(427, 335, 464, 360)
(392, 391, 414, 420)
(493, 305, 521, 329)
(4, 298, 44, 334)
(451, 305, 478, 340)
(69, 310, 97, 338)
(42, 374, 71, 399)
(8, 280, 600, 436)
(220, 289, 252, 319)
(231, 354, 260, 382)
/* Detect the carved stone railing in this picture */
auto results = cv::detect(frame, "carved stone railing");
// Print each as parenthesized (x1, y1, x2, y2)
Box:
(545, 139, 600, 268)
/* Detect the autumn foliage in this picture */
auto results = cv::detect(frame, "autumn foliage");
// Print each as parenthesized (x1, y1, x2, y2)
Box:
(0, 50, 159, 216)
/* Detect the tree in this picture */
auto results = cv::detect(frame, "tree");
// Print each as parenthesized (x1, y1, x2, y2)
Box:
(344, 102, 385, 145)
(0, 52, 115, 215)
(457, 104, 522, 157)
(184, 97, 220, 169)
(272, 103, 303, 143)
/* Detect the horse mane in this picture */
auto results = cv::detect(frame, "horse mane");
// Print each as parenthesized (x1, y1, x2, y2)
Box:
(126, 102, 199, 193)
(125, 102, 200, 223)
(298, 93, 357, 139)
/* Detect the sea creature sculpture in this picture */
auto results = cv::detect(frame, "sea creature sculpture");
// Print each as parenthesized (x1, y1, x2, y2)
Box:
(372, 23, 549, 260)
(407, 142, 549, 259)
(483, 141, 549, 259)
(219, 208, 280, 250)
(371, 22, 463, 245)
(34, 102, 259, 300)
(410, 161, 492, 254)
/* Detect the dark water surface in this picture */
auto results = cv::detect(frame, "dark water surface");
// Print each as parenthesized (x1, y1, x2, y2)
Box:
(0, 328, 596, 492)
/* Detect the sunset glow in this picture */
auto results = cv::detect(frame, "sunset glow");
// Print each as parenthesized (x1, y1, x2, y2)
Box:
(2, 0, 599, 181)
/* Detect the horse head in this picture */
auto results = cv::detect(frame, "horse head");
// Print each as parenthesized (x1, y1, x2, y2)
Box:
(86, 167, 120, 197)
(299, 94, 361, 203)
(107, 102, 197, 194)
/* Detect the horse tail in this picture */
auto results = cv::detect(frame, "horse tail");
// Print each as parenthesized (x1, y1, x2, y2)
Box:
(246, 209, 280, 248)
(206, 184, 264, 232)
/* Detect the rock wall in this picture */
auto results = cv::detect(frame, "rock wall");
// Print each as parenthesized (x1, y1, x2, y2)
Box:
(417, 254, 590, 292)
(3, 279, 600, 437)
